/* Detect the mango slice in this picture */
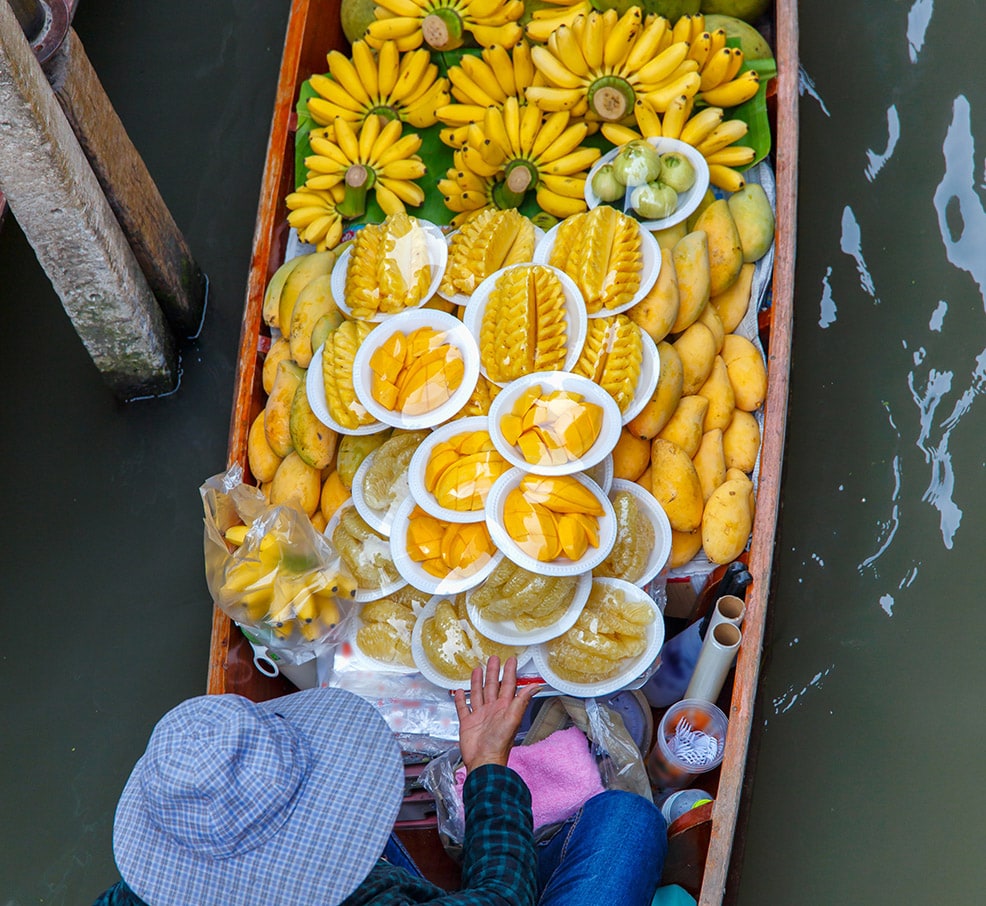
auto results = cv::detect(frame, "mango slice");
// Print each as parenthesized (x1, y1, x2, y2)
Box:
(502, 387, 605, 465)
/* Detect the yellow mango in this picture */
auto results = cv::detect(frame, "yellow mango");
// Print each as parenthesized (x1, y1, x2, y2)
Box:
(711, 262, 755, 333)
(504, 489, 562, 561)
(626, 342, 683, 440)
(262, 254, 305, 329)
(278, 249, 337, 334)
(721, 334, 767, 411)
(628, 247, 679, 344)
(692, 429, 727, 502)
(673, 322, 717, 395)
(557, 513, 590, 561)
(651, 219, 688, 251)
(722, 409, 761, 473)
(290, 382, 338, 470)
(320, 470, 352, 523)
(692, 199, 743, 297)
(262, 337, 293, 395)
(697, 355, 736, 432)
(727, 183, 776, 263)
(701, 477, 754, 564)
(611, 428, 652, 481)
(697, 303, 725, 354)
(520, 475, 605, 516)
(670, 231, 711, 333)
(269, 451, 321, 517)
(310, 313, 340, 359)
(265, 360, 305, 458)
(650, 438, 704, 533)
(686, 187, 716, 232)
(636, 465, 653, 494)
(247, 410, 282, 483)
(670, 528, 703, 569)
(658, 395, 709, 458)
(336, 432, 391, 489)
(289, 273, 341, 367)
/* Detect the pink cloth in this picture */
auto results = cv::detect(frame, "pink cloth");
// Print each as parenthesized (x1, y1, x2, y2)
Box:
(454, 726, 604, 830)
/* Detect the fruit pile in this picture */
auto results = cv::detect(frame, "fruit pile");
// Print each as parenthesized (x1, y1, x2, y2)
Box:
(226, 3, 778, 688)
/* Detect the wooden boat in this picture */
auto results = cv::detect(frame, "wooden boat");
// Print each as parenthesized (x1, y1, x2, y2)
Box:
(207, 2, 798, 901)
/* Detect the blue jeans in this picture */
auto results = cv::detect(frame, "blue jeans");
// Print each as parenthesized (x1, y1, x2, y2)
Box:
(385, 789, 667, 905)
(535, 790, 667, 906)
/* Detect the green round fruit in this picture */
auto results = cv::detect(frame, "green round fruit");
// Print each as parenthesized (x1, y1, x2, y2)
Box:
(702, 13, 773, 60)
(699, 0, 771, 24)
(341, 0, 377, 44)
(592, 0, 701, 19)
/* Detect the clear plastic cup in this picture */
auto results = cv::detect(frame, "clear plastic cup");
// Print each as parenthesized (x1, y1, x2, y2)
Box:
(646, 699, 728, 795)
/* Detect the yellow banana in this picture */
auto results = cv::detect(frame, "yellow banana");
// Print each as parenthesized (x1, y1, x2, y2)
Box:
(708, 163, 746, 192)
(699, 46, 733, 91)
(539, 146, 600, 175)
(700, 70, 760, 108)
(327, 51, 372, 105)
(483, 105, 513, 157)
(436, 102, 487, 125)
(634, 41, 690, 87)
(633, 97, 662, 137)
(539, 173, 585, 198)
(603, 7, 642, 70)
(518, 101, 542, 155)
(536, 185, 588, 218)
(550, 25, 589, 79)
(679, 105, 724, 146)
(687, 31, 712, 67)
(580, 10, 605, 70)
(484, 44, 517, 96)
(708, 27, 727, 56)
(600, 122, 641, 145)
(659, 92, 693, 139)
(671, 14, 694, 44)
(643, 71, 700, 112)
(351, 40, 380, 102)
(531, 110, 572, 159)
(531, 44, 587, 90)
(377, 41, 400, 96)
(704, 145, 756, 167)
(624, 16, 669, 72)
(723, 47, 745, 83)
(459, 53, 505, 100)
(525, 85, 586, 111)
(695, 118, 749, 155)
(448, 66, 500, 107)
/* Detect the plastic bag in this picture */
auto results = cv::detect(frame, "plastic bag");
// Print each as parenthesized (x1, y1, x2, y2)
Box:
(200, 464, 357, 665)
(421, 694, 652, 858)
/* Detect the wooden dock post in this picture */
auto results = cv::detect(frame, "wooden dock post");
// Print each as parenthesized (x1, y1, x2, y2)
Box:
(0, 0, 177, 398)
(43, 24, 208, 337)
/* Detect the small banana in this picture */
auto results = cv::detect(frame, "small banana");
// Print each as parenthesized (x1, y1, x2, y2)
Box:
(699, 69, 760, 108)
(367, 0, 525, 52)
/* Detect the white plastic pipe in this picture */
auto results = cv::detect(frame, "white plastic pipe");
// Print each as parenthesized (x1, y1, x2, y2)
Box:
(683, 622, 742, 703)
(707, 594, 745, 633)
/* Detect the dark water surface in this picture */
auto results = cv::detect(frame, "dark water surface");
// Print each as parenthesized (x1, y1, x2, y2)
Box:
(2, 1, 984, 903)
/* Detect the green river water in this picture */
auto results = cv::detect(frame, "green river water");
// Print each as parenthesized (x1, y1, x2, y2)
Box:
(2, 2, 985, 903)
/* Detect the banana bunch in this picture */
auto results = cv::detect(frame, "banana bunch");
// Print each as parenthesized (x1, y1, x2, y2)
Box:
(524, 0, 594, 44)
(322, 319, 376, 430)
(546, 579, 654, 682)
(470, 559, 579, 630)
(573, 315, 643, 414)
(438, 97, 599, 222)
(346, 211, 432, 319)
(419, 596, 523, 679)
(504, 474, 605, 562)
(548, 205, 642, 313)
(601, 98, 755, 193)
(424, 429, 510, 512)
(303, 116, 426, 221)
(527, 8, 703, 125)
(405, 507, 497, 579)
(479, 263, 568, 383)
(284, 184, 347, 253)
(219, 527, 354, 643)
(441, 208, 536, 295)
(308, 41, 449, 130)
(435, 41, 539, 147)
(671, 14, 761, 109)
(366, 0, 524, 52)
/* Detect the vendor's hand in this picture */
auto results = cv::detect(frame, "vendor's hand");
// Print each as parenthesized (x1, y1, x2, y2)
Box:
(453, 656, 540, 772)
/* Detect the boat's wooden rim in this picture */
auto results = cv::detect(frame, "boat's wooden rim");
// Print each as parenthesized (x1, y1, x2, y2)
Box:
(207, 2, 799, 900)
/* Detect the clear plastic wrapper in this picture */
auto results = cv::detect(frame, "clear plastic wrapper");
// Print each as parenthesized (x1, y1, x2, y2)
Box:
(200, 465, 357, 665)
(335, 213, 446, 321)
(487, 372, 621, 476)
(354, 310, 480, 428)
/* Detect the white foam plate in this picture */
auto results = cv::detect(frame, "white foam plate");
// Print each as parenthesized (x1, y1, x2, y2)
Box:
(532, 577, 665, 697)
(598, 479, 673, 588)
(532, 218, 661, 317)
(332, 219, 448, 322)
(351, 308, 480, 429)
(584, 453, 614, 495)
(621, 325, 660, 425)
(583, 136, 711, 232)
(406, 416, 506, 523)
(460, 263, 588, 387)
(324, 499, 408, 602)
(306, 344, 389, 436)
(466, 569, 592, 646)
(485, 468, 617, 576)
(410, 595, 531, 691)
(486, 372, 622, 476)
(436, 225, 547, 306)
(350, 447, 412, 537)
(389, 495, 504, 595)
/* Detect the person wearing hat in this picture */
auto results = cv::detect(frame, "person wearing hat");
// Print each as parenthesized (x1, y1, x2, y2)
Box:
(93, 655, 667, 905)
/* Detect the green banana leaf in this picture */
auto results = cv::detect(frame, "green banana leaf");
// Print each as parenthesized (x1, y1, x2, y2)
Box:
(725, 51, 777, 168)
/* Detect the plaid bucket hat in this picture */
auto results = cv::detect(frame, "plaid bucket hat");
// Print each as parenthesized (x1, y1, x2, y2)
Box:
(113, 688, 403, 906)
